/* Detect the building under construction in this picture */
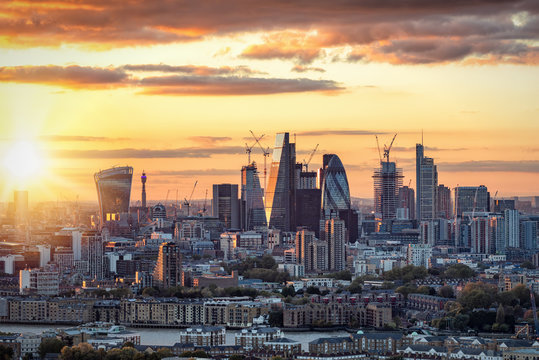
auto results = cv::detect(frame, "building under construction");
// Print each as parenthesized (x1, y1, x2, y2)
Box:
(373, 134, 403, 221)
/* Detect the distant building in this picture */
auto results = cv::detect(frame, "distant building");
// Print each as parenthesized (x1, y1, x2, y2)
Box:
(19, 268, 59, 296)
(454, 185, 490, 217)
(437, 184, 452, 219)
(266, 132, 296, 232)
(295, 188, 321, 236)
(325, 218, 346, 271)
(520, 220, 537, 250)
(471, 217, 491, 254)
(141, 171, 147, 209)
(398, 186, 415, 220)
(178, 326, 225, 347)
(416, 144, 438, 221)
(152, 242, 182, 288)
(241, 163, 267, 230)
(407, 243, 432, 268)
(94, 166, 133, 228)
(505, 209, 520, 248)
(212, 184, 240, 229)
(81, 231, 104, 280)
(493, 199, 515, 212)
(373, 161, 403, 221)
(151, 203, 166, 220)
(14, 190, 29, 228)
(295, 229, 316, 271)
(235, 327, 281, 350)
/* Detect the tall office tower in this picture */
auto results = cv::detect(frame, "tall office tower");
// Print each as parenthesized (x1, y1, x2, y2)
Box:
(212, 184, 240, 229)
(241, 164, 267, 230)
(325, 218, 346, 271)
(14, 190, 29, 227)
(373, 161, 403, 220)
(141, 171, 147, 209)
(504, 209, 520, 248)
(398, 186, 415, 220)
(520, 220, 537, 250)
(471, 218, 490, 254)
(321, 154, 351, 218)
(437, 185, 452, 219)
(296, 188, 321, 236)
(295, 229, 316, 271)
(489, 215, 505, 254)
(81, 231, 104, 279)
(94, 166, 133, 227)
(266, 133, 296, 232)
(416, 144, 438, 221)
(313, 240, 328, 272)
(152, 242, 182, 289)
(493, 199, 515, 212)
(454, 186, 490, 217)
(298, 171, 317, 190)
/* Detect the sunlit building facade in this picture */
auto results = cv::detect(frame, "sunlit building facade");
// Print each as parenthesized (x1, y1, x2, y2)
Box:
(373, 161, 403, 221)
(152, 242, 182, 289)
(321, 154, 351, 218)
(94, 166, 133, 227)
(416, 144, 438, 221)
(266, 133, 296, 231)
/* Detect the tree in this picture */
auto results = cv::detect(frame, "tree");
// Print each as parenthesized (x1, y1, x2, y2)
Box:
(396, 285, 417, 299)
(61, 343, 100, 360)
(229, 355, 245, 360)
(38, 338, 65, 359)
(438, 285, 455, 298)
(268, 309, 284, 327)
(305, 286, 320, 295)
(0, 345, 14, 360)
(281, 285, 296, 297)
(122, 342, 135, 348)
(521, 261, 536, 269)
(444, 264, 475, 279)
(458, 282, 497, 310)
(496, 304, 506, 325)
(511, 284, 531, 307)
(416, 285, 436, 296)
(141, 287, 158, 297)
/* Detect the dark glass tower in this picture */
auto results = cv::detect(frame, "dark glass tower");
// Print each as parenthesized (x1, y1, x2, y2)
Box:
(266, 133, 296, 231)
(321, 154, 351, 217)
(212, 184, 240, 229)
(94, 166, 133, 227)
(241, 163, 267, 230)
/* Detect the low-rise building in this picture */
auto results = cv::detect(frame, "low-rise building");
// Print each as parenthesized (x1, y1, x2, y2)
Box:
(178, 325, 225, 347)
(235, 326, 281, 350)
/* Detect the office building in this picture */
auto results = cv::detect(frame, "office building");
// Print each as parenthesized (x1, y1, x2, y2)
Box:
(520, 220, 537, 250)
(437, 184, 451, 219)
(489, 214, 505, 254)
(321, 154, 351, 217)
(212, 184, 240, 229)
(325, 218, 346, 271)
(297, 170, 317, 190)
(296, 189, 321, 235)
(373, 161, 403, 220)
(398, 186, 415, 220)
(407, 244, 432, 268)
(81, 231, 104, 279)
(493, 199, 515, 212)
(94, 166, 133, 227)
(504, 209, 520, 248)
(266, 133, 296, 231)
(151, 203, 167, 220)
(141, 171, 147, 209)
(454, 186, 490, 217)
(416, 144, 438, 221)
(19, 268, 59, 296)
(295, 229, 316, 271)
(241, 163, 267, 230)
(471, 217, 490, 254)
(153, 242, 182, 289)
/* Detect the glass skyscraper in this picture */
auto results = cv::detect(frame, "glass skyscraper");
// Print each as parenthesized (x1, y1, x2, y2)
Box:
(321, 154, 351, 217)
(241, 163, 267, 230)
(94, 166, 133, 227)
(266, 133, 296, 231)
(416, 144, 438, 221)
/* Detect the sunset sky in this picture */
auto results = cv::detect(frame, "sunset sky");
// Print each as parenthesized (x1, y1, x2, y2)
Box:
(0, 0, 538, 204)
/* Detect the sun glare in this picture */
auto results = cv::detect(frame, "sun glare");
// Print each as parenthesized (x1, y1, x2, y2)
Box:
(3, 141, 43, 179)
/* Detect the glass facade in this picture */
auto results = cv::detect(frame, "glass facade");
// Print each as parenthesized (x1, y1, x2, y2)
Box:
(321, 155, 351, 217)
(241, 163, 267, 230)
(94, 166, 133, 226)
(265, 133, 296, 231)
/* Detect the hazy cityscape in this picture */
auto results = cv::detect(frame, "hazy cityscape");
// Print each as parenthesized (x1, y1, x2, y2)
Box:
(1, 1, 538, 360)
(0, 130, 538, 360)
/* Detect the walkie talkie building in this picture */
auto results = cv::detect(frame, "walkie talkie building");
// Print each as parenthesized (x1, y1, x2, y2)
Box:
(94, 166, 133, 227)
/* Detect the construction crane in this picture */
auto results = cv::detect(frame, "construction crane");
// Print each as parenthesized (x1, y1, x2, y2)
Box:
(303, 144, 319, 172)
(375, 135, 383, 163)
(201, 189, 208, 216)
(469, 187, 480, 225)
(245, 132, 264, 164)
(383, 133, 398, 163)
(251, 130, 271, 199)
(183, 181, 198, 217)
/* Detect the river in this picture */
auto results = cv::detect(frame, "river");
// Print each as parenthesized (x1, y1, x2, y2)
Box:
(0, 324, 351, 352)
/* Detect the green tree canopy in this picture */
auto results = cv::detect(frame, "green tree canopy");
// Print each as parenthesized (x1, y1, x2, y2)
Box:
(444, 264, 475, 279)
(38, 338, 65, 359)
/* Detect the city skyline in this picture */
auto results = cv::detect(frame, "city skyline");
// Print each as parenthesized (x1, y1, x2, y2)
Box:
(0, 0, 538, 202)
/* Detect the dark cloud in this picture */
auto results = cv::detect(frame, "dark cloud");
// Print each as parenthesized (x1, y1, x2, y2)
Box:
(0, 1, 536, 65)
(137, 75, 342, 95)
(0, 65, 342, 95)
(297, 130, 389, 136)
(438, 160, 539, 172)
(291, 65, 326, 73)
(0, 65, 129, 88)
(121, 64, 260, 75)
(52, 146, 245, 159)
(188, 136, 232, 145)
